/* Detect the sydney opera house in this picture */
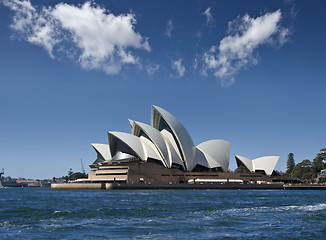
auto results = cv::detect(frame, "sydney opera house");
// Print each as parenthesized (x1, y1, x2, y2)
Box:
(86, 105, 293, 186)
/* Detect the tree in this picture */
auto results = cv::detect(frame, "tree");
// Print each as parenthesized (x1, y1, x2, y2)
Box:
(286, 153, 295, 175)
(68, 168, 73, 177)
(70, 172, 88, 180)
(291, 159, 314, 182)
(312, 148, 326, 173)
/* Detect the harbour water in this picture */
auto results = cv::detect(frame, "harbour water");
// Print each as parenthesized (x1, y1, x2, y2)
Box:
(1, 188, 326, 239)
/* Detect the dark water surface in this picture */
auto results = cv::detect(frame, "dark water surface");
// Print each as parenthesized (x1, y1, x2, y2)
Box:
(1, 188, 326, 239)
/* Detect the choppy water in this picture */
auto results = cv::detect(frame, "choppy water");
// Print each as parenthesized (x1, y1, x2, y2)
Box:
(1, 188, 326, 239)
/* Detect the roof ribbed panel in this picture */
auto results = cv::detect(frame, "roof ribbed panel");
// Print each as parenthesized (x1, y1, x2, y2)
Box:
(151, 105, 197, 171)
(108, 131, 146, 160)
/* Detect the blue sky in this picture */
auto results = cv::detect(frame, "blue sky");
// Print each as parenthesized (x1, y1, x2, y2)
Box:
(0, 0, 325, 179)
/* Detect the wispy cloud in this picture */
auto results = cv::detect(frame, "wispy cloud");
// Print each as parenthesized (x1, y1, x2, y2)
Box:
(171, 58, 185, 78)
(196, 6, 215, 43)
(165, 19, 174, 38)
(146, 63, 160, 75)
(203, 7, 213, 24)
(4, 0, 150, 75)
(202, 10, 291, 87)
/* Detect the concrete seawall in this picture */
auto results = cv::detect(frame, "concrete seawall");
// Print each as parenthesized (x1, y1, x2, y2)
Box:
(107, 183, 285, 190)
(51, 183, 326, 190)
(52, 182, 284, 190)
(283, 184, 326, 190)
(51, 183, 105, 189)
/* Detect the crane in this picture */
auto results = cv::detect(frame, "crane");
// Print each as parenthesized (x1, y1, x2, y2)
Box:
(81, 158, 85, 175)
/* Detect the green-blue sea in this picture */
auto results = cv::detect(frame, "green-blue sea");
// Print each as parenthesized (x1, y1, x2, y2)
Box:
(1, 188, 326, 239)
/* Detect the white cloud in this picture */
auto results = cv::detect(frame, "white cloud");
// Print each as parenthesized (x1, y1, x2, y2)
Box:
(277, 27, 291, 45)
(165, 19, 174, 38)
(203, 7, 213, 24)
(203, 10, 290, 87)
(193, 56, 198, 71)
(146, 63, 160, 75)
(4, 0, 150, 74)
(5, 0, 36, 32)
(171, 58, 185, 78)
(4, 0, 58, 58)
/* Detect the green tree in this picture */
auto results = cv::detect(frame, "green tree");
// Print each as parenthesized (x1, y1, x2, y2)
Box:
(68, 168, 73, 177)
(312, 148, 326, 173)
(62, 168, 74, 182)
(291, 159, 314, 182)
(70, 172, 88, 180)
(286, 153, 295, 175)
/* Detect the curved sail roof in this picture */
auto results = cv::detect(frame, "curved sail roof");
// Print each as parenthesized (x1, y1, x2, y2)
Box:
(139, 136, 165, 166)
(132, 121, 171, 167)
(235, 155, 279, 176)
(111, 151, 136, 162)
(195, 148, 223, 169)
(128, 119, 135, 133)
(108, 131, 146, 160)
(160, 129, 185, 170)
(197, 140, 230, 172)
(253, 156, 279, 176)
(235, 155, 254, 172)
(91, 143, 112, 161)
(151, 105, 197, 171)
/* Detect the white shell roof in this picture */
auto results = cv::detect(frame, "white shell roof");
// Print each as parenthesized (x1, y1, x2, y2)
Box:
(160, 129, 185, 170)
(196, 148, 223, 169)
(151, 105, 197, 171)
(128, 119, 135, 133)
(253, 156, 279, 176)
(91, 143, 112, 161)
(139, 136, 165, 166)
(133, 121, 171, 167)
(196, 148, 224, 169)
(235, 155, 254, 172)
(235, 155, 255, 172)
(235, 155, 279, 176)
(108, 131, 146, 160)
(197, 140, 230, 172)
(195, 149, 210, 168)
(111, 151, 135, 162)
